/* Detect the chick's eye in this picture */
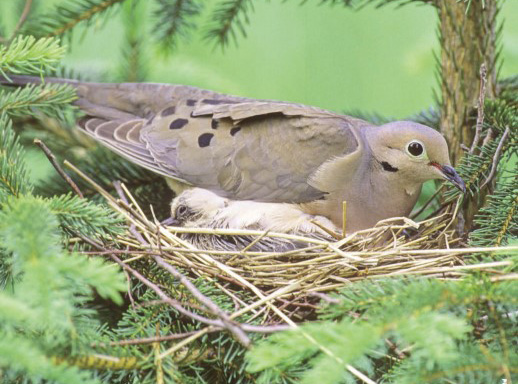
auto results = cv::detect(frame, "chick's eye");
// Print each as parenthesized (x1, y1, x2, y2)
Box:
(407, 141, 424, 157)
(176, 205, 187, 216)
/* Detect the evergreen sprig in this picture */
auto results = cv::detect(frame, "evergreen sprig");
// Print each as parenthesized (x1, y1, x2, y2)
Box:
(470, 174, 518, 247)
(23, 0, 127, 38)
(0, 82, 77, 118)
(444, 99, 516, 200)
(205, 0, 254, 47)
(47, 193, 124, 240)
(117, 0, 148, 82)
(0, 35, 66, 78)
(0, 196, 125, 383)
(153, 0, 204, 51)
(0, 112, 32, 204)
(247, 278, 518, 383)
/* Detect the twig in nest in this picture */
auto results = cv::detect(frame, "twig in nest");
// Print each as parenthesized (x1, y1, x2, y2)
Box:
(150, 215, 251, 346)
(480, 126, 510, 189)
(310, 220, 341, 240)
(91, 330, 207, 348)
(34, 139, 84, 198)
(73, 232, 229, 328)
(470, 63, 487, 155)
(152, 254, 251, 348)
(113, 180, 149, 245)
(309, 292, 340, 304)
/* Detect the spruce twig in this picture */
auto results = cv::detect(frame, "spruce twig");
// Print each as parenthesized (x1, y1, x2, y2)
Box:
(480, 126, 510, 189)
(34, 138, 84, 198)
(152, 254, 251, 348)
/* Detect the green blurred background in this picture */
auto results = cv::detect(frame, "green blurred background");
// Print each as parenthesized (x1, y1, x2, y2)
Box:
(0, 0, 517, 188)
(2, 0, 517, 118)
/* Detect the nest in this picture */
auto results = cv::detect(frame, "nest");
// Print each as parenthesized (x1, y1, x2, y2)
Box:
(67, 162, 515, 327)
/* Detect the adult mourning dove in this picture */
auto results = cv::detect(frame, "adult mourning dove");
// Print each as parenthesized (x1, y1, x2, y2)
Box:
(1, 75, 466, 233)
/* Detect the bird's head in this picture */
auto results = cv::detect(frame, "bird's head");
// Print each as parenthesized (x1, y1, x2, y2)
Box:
(365, 121, 466, 192)
(170, 188, 228, 226)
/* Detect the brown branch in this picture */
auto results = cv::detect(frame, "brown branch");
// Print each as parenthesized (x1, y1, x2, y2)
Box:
(33, 139, 84, 198)
(150, 224, 251, 346)
(470, 63, 487, 154)
(91, 330, 205, 348)
(48, 0, 124, 37)
(73, 232, 225, 327)
(110, 253, 226, 328)
(0, 0, 33, 44)
(76, 232, 282, 343)
(152, 254, 251, 348)
(480, 126, 510, 189)
(113, 180, 149, 245)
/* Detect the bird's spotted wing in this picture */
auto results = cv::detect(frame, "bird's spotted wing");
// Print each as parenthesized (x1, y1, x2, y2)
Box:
(64, 80, 366, 203)
(140, 98, 366, 202)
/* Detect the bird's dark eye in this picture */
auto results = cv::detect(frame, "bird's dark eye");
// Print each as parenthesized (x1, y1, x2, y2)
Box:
(407, 141, 424, 157)
(176, 205, 188, 216)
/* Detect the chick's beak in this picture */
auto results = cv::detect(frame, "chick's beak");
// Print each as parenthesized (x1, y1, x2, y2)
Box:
(161, 217, 181, 226)
(440, 164, 466, 193)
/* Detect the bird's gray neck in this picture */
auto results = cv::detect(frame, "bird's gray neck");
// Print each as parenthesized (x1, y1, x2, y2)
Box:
(326, 128, 421, 232)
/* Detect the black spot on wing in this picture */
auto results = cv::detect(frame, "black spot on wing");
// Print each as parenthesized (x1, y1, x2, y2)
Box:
(211, 119, 219, 129)
(198, 133, 214, 148)
(381, 161, 398, 172)
(186, 99, 196, 106)
(170, 118, 188, 129)
(161, 106, 176, 116)
(230, 126, 241, 136)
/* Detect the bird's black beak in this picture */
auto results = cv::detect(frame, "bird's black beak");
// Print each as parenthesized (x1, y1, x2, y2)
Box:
(440, 164, 466, 193)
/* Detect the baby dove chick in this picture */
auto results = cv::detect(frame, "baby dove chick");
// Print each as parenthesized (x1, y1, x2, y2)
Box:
(170, 188, 337, 234)
(169, 188, 336, 251)
(0, 76, 465, 234)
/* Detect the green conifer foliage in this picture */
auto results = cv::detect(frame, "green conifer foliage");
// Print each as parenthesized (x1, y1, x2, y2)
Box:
(0, 1, 516, 383)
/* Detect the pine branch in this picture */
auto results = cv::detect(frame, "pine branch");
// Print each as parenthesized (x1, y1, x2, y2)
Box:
(0, 83, 77, 118)
(0, 35, 65, 77)
(469, 173, 518, 247)
(153, 0, 204, 52)
(0, 196, 126, 382)
(499, 75, 518, 106)
(46, 193, 124, 240)
(0, 332, 102, 384)
(247, 278, 518, 383)
(443, 99, 516, 201)
(364, 0, 435, 8)
(406, 106, 440, 129)
(205, 0, 254, 47)
(116, 1, 148, 82)
(0, 113, 33, 204)
(23, 0, 127, 38)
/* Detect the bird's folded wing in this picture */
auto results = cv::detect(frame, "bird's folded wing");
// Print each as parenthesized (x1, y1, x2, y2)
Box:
(192, 101, 338, 121)
(1, 77, 367, 203)
(140, 98, 366, 203)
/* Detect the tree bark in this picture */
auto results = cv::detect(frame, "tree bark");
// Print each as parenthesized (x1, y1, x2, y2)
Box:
(437, 0, 499, 232)
(438, 0, 498, 164)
